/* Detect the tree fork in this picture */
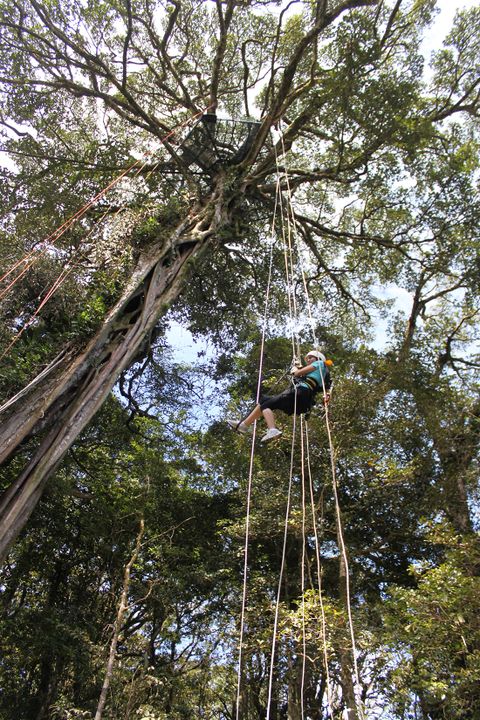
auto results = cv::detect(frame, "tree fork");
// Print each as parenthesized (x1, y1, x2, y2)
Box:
(0, 195, 227, 565)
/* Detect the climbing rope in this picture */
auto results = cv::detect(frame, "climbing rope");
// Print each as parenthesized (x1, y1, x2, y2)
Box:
(235, 158, 281, 720)
(272, 130, 301, 361)
(265, 396, 298, 720)
(324, 401, 365, 719)
(263, 127, 325, 720)
(300, 414, 307, 720)
(0, 263, 76, 364)
(277, 121, 364, 719)
(234, 118, 364, 718)
(0, 206, 118, 364)
(266, 132, 307, 720)
(305, 419, 335, 717)
(278, 129, 319, 351)
(238, 131, 308, 719)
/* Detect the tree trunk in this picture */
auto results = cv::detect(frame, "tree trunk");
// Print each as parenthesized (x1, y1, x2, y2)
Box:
(0, 188, 229, 564)
(95, 515, 145, 720)
(421, 398, 479, 544)
(435, 403, 480, 541)
(34, 658, 61, 720)
(33, 561, 66, 719)
(287, 647, 301, 720)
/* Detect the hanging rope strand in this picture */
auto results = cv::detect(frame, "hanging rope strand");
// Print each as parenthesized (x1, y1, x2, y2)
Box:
(278, 129, 319, 351)
(265, 134, 305, 719)
(235, 431, 257, 720)
(272, 139, 296, 360)
(300, 414, 307, 720)
(278, 122, 363, 717)
(305, 420, 335, 718)
(274, 128, 303, 361)
(324, 403, 365, 719)
(235, 151, 281, 720)
(265, 400, 298, 720)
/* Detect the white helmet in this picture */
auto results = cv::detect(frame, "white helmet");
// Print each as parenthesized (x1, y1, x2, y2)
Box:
(305, 350, 326, 362)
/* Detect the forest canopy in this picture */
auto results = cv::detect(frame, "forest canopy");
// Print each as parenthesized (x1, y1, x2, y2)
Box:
(0, 0, 479, 718)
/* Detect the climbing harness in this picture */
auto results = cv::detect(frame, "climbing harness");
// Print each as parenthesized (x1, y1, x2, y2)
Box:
(294, 374, 320, 392)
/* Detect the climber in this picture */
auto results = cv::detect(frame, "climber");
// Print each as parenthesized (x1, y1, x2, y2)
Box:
(228, 350, 332, 443)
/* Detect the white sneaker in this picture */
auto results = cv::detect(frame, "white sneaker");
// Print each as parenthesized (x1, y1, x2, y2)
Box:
(227, 419, 251, 435)
(260, 428, 282, 443)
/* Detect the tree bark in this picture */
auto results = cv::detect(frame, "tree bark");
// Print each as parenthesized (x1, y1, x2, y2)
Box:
(0, 187, 230, 564)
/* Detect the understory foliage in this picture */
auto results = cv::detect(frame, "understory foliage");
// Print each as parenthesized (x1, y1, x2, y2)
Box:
(0, 0, 479, 718)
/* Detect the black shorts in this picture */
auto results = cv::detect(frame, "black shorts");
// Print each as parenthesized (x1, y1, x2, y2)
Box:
(259, 386, 314, 416)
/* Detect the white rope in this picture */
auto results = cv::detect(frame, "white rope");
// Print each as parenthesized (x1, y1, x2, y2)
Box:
(265, 396, 298, 720)
(273, 136, 300, 360)
(284, 201, 302, 359)
(235, 151, 281, 720)
(278, 128, 319, 351)
(305, 420, 335, 718)
(278, 121, 364, 719)
(323, 403, 365, 720)
(235, 428, 256, 720)
(300, 414, 307, 720)
(239, 122, 364, 720)
(265, 134, 304, 719)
